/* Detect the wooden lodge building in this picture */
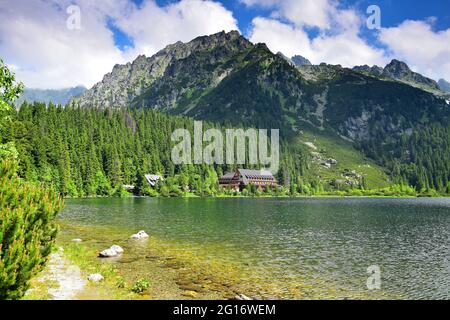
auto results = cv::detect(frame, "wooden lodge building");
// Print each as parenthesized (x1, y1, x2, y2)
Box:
(219, 169, 278, 191)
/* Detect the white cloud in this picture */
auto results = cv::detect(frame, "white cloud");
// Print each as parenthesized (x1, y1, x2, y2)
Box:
(246, 0, 450, 81)
(242, 0, 338, 30)
(2, 0, 449, 90)
(249, 17, 313, 58)
(240, 0, 279, 7)
(273, 0, 335, 29)
(379, 20, 450, 80)
(248, 7, 387, 67)
(310, 33, 387, 67)
(115, 0, 238, 57)
(0, 0, 239, 89)
(0, 0, 128, 89)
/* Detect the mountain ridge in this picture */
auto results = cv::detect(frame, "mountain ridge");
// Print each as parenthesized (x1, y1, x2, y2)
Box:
(77, 30, 251, 109)
(352, 59, 444, 94)
(16, 86, 86, 107)
(438, 78, 450, 92)
(75, 30, 450, 144)
(17, 30, 450, 193)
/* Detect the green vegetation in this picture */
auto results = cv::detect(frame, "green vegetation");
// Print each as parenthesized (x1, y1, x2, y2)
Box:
(131, 279, 150, 294)
(0, 59, 23, 161)
(0, 161, 62, 299)
(0, 61, 62, 300)
(360, 123, 450, 194)
(4, 102, 308, 197)
(4, 100, 449, 198)
(295, 125, 390, 190)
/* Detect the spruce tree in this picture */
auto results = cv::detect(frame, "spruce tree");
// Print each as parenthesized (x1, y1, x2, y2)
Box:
(0, 160, 62, 299)
(0, 60, 63, 299)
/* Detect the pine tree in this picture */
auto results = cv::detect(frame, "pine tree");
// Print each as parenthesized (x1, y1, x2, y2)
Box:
(0, 61, 63, 300)
(0, 161, 63, 299)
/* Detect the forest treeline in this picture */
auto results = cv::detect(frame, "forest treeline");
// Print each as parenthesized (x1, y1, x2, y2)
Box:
(1, 60, 62, 300)
(2, 102, 310, 197)
(359, 124, 450, 195)
(2, 102, 450, 197)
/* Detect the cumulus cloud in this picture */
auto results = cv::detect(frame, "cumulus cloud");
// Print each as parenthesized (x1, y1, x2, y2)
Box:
(0, 0, 128, 89)
(115, 0, 238, 57)
(0, 0, 238, 89)
(242, 0, 339, 30)
(250, 17, 312, 58)
(2, 0, 449, 89)
(247, 1, 387, 67)
(245, 0, 450, 80)
(379, 20, 450, 80)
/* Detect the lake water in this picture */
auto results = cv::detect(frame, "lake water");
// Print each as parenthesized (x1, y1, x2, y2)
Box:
(59, 197, 450, 300)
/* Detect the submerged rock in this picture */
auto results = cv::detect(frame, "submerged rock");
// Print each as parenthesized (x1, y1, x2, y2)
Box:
(99, 248, 118, 258)
(138, 230, 149, 238)
(235, 294, 252, 300)
(130, 230, 149, 240)
(88, 274, 104, 282)
(99, 245, 124, 258)
(71, 238, 82, 243)
(110, 245, 124, 254)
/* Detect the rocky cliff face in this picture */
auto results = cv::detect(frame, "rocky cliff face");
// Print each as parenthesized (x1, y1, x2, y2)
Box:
(353, 60, 441, 94)
(352, 65, 383, 76)
(291, 55, 312, 66)
(76, 31, 251, 109)
(382, 59, 440, 91)
(438, 79, 450, 93)
(76, 31, 450, 143)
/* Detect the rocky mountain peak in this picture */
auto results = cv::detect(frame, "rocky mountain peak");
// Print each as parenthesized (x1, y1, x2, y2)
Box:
(291, 55, 312, 66)
(382, 59, 440, 91)
(353, 59, 440, 93)
(438, 79, 450, 93)
(274, 53, 312, 67)
(276, 52, 293, 65)
(383, 59, 412, 77)
(352, 64, 383, 76)
(75, 30, 254, 109)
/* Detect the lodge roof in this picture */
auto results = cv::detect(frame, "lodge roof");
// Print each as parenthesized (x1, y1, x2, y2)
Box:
(219, 169, 276, 183)
(219, 172, 236, 180)
(238, 169, 274, 179)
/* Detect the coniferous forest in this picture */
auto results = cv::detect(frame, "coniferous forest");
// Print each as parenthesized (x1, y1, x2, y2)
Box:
(1, 60, 62, 300)
(360, 124, 450, 194)
(2, 102, 309, 197)
(2, 101, 450, 197)
(1, 18, 450, 301)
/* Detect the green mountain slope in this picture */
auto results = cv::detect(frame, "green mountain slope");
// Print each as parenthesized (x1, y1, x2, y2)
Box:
(74, 31, 450, 192)
(295, 125, 390, 189)
(353, 60, 447, 96)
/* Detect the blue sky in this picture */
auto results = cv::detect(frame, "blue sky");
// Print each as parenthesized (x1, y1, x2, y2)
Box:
(1, 0, 449, 89)
(107, 0, 450, 50)
(132, 0, 450, 36)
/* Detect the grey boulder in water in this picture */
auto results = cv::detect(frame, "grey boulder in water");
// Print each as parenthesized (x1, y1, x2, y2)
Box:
(88, 274, 104, 282)
(99, 245, 124, 257)
(130, 230, 149, 240)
